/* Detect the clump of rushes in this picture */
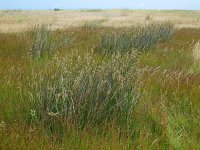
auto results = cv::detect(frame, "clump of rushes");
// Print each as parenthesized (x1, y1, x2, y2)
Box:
(81, 20, 103, 30)
(28, 25, 74, 59)
(98, 21, 174, 53)
(192, 41, 200, 65)
(27, 51, 138, 133)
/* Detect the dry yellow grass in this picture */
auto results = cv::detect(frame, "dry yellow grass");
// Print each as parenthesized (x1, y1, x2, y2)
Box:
(0, 10, 200, 33)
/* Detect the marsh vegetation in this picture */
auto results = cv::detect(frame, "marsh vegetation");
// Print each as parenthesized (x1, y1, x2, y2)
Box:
(0, 10, 200, 149)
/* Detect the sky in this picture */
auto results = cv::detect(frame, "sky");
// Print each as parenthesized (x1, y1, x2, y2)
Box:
(0, 0, 200, 10)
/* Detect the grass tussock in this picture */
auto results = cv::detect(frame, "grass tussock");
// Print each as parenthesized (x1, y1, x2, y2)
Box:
(28, 25, 74, 59)
(192, 41, 200, 65)
(27, 51, 138, 132)
(81, 21, 101, 30)
(98, 21, 174, 53)
(81, 19, 107, 30)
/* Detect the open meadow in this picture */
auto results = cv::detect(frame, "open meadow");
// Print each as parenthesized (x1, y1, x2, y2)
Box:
(0, 10, 200, 149)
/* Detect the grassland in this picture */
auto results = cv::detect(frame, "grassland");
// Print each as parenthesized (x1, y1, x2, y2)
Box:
(0, 10, 200, 149)
(0, 10, 200, 33)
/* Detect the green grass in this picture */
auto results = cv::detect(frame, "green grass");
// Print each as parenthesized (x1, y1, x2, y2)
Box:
(0, 22, 200, 149)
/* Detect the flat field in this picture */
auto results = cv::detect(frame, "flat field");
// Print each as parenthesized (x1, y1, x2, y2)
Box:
(0, 10, 200, 32)
(0, 10, 200, 149)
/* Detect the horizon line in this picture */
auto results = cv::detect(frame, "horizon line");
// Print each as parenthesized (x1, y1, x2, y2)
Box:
(1, 8, 200, 11)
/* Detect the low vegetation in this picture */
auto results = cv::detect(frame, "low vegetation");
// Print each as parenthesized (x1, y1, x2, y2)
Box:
(0, 18, 200, 149)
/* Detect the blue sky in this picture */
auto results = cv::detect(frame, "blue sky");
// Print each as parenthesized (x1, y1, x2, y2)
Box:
(0, 0, 200, 10)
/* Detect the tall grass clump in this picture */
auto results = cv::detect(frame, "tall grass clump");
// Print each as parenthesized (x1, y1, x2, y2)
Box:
(82, 21, 99, 30)
(81, 20, 104, 30)
(28, 25, 74, 59)
(192, 41, 200, 65)
(98, 21, 174, 53)
(27, 51, 138, 133)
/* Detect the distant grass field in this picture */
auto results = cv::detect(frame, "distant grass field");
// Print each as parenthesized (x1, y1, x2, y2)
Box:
(0, 10, 200, 33)
(0, 10, 200, 149)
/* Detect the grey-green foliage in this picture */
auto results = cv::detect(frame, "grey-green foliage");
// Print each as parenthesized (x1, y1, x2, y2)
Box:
(81, 20, 105, 30)
(29, 25, 74, 59)
(28, 51, 138, 132)
(99, 21, 174, 53)
(82, 21, 99, 30)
